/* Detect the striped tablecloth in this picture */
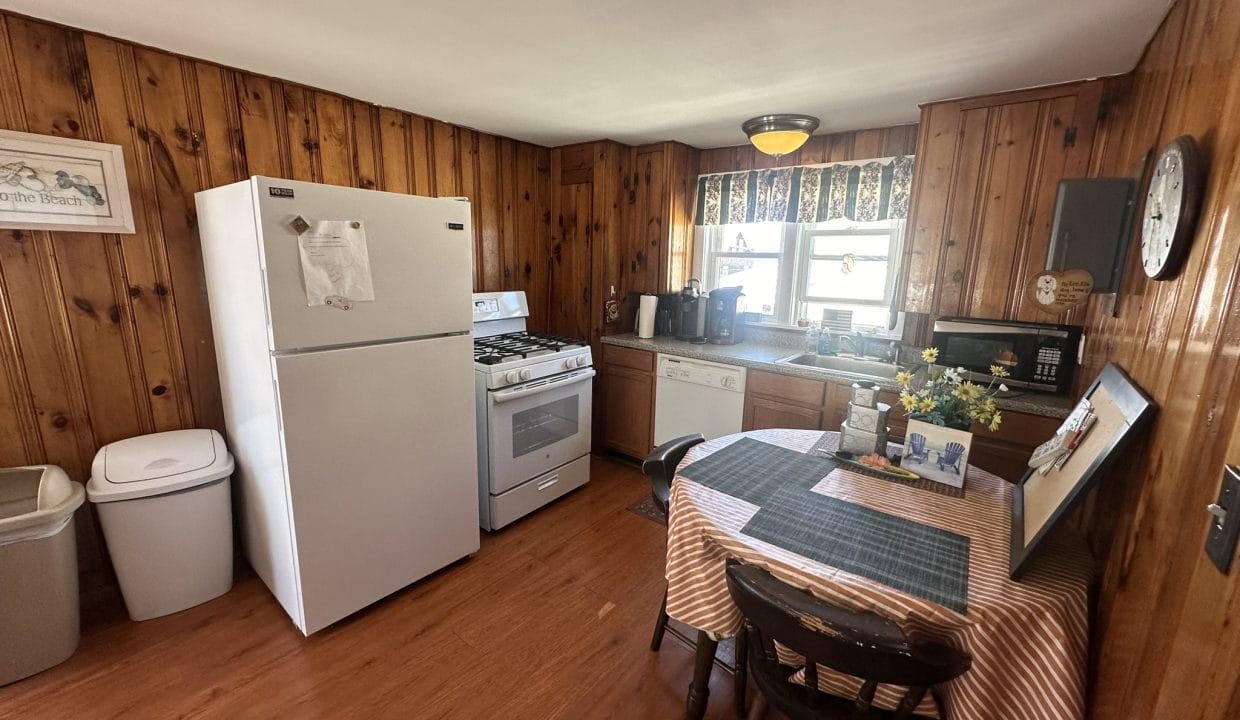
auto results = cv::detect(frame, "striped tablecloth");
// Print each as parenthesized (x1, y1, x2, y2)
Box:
(665, 429, 1093, 720)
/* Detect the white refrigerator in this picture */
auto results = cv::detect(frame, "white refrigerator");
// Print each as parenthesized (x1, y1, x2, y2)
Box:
(195, 177, 480, 635)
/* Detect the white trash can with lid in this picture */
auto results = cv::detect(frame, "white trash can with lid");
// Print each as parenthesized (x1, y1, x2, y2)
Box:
(87, 429, 234, 621)
(0, 464, 84, 685)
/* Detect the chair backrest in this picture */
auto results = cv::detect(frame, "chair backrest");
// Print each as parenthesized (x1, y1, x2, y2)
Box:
(641, 434, 705, 516)
(725, 561, 970, 716)
(942, 442, 965, 462)
(909, 433, 926, 453)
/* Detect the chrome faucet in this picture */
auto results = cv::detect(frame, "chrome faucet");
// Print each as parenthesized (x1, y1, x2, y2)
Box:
(834, 332, 863, 356)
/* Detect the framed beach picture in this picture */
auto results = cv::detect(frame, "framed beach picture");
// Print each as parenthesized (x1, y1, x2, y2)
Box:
(0, 129, 135, 234)
(901, 418, 973, 489)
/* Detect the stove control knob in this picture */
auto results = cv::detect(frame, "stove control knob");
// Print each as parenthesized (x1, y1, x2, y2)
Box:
(519, 368, 532, 381)
(576, 356, 591, 368)
(505, 370, 521, 384)
(564, 359, 577, 371)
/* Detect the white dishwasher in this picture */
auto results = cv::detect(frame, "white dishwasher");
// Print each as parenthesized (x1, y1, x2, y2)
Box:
(653, 354, 747, 445)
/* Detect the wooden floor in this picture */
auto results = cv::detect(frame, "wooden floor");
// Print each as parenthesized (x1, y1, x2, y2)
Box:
(0, 455, 741, 719)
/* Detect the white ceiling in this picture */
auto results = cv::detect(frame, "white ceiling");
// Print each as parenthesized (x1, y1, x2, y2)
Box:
(4, 0, 1173, 149)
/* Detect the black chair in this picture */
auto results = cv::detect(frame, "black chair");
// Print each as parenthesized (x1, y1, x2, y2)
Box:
(725, 560, 972, 720)
(642, 433, 705, 652)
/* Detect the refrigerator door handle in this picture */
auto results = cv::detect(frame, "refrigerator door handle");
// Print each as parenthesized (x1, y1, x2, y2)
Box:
(491, 369, 596, 404)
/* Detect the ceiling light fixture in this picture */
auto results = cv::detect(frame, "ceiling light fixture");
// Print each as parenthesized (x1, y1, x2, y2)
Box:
(742, 114, 820, 157)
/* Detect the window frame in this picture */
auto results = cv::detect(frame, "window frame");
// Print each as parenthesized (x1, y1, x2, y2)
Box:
(696, 219, 904, 332)
(701, 223, 798, 323)
(795, 227, 899, 309)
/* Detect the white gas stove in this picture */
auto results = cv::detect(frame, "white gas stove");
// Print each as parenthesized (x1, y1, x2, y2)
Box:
(472, 291, 593, 530)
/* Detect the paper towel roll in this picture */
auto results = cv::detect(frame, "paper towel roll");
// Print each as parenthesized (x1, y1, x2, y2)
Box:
(637, 294, 658, 338)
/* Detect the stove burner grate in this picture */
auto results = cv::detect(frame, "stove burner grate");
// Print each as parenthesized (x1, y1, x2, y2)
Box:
(473, 331, 587, 364)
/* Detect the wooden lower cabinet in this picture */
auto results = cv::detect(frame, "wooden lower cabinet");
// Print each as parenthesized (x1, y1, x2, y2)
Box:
(600, 352, 1063, 478)
(743, 396, 823, 431)
(740, 367, 1060, 483)
(599, 345, 655, 458)
(965, 410, 1061, 482)
(742, 370, 827, 432)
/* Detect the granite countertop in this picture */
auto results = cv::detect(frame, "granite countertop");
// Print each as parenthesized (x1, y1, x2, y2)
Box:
(601, 333, 1076, 419)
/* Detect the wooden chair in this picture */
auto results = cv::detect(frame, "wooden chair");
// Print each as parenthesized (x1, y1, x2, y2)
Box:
(641, 433, 705, 651)
(725, 560, 971, 720)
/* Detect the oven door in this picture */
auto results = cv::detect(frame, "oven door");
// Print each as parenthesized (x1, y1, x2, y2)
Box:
(485, 367, 595, 494)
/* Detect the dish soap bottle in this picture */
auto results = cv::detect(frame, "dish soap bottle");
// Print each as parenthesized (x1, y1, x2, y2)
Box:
(817, 326, 834, 355)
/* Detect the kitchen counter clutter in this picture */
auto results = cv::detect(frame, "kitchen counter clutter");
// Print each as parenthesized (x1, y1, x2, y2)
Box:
(599, 332, 1077, 482)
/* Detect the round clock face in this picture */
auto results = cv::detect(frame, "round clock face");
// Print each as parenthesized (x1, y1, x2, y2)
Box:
(1141, 136, 1203, 280)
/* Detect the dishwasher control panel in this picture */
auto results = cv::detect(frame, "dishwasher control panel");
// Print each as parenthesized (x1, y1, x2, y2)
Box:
(656, 355, 747, 393)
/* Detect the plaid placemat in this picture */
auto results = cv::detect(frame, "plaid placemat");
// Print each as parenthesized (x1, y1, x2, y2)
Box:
(678, 437, 835, 505)
(806, 432, 964, 498)
(742, 484, 971, 613)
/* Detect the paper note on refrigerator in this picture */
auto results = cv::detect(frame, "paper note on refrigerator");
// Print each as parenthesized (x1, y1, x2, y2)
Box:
(297, 220, 375, 308)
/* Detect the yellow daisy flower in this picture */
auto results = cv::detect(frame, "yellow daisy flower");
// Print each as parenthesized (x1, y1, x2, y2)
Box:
(952, 379, 982, 401)
(918, 397, 937, 413)
(895, 370, 914, 388)
(899, 391, 917, 411)
(988, 412, 1003, 432)
(989, 364, 1009, 378)
(921, 347, 939, 364)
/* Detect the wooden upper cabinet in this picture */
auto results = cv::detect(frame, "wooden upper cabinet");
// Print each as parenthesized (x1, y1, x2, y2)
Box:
(901, 81, 1105, 325)
(549, 141, 629, 353)
(620, 143, 699, 305)
(551, 141, 699, 348)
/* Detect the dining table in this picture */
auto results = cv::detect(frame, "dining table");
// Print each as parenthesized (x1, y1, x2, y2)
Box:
(665, 429, 1093, 720)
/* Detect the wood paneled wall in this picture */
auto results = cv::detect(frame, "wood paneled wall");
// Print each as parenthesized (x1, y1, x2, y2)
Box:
(0, 12, 550, 600)
(901, 81, 1104, 325)
(1081, 0, 1240, 717)
(697, 123, 918, 174)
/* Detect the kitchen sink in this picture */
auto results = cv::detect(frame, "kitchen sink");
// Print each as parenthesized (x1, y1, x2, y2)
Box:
(775, 352, 904, 380)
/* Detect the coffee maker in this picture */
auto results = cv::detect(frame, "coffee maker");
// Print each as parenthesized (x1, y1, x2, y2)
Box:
(675, 279, 708, 343)
(654, 293, 681, 336)
(706, 286, 746, 345)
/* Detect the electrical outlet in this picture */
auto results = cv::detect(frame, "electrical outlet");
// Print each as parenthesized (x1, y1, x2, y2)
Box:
(1205, 465, 1240, 574)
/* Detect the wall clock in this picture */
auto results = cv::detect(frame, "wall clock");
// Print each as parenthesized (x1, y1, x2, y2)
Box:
(1140, 135, 1205, 280)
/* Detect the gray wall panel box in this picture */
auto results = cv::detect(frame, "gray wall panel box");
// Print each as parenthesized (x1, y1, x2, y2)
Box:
(1045, 178, 1138, 294)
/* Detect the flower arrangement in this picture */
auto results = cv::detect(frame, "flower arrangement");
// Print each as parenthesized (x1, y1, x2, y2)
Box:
(895, 347, 1008, 431)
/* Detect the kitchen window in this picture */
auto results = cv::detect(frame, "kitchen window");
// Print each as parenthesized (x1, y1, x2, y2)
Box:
(697, 218, 904, 331)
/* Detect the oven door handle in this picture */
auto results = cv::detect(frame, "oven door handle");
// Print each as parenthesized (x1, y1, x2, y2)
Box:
(491, 368, 596, 404)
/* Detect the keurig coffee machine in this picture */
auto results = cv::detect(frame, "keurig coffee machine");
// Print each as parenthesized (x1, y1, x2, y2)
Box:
(706, 286, 746, 345)
(655, 293, 680, 336)
(675, 279, 708, 343)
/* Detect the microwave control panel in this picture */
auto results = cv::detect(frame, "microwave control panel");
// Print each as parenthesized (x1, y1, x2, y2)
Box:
(1033, 343, 1065, 384)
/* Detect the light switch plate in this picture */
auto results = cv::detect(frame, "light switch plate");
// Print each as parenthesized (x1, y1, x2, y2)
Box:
(1205, 465, 1240, 574)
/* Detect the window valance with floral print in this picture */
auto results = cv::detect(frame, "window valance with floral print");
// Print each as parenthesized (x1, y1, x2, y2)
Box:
(694, 155, 914, 226)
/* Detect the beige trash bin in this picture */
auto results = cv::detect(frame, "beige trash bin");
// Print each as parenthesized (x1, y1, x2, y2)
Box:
(0, 465, 85, 686)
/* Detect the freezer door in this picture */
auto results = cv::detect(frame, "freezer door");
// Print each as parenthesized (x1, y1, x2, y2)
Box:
(273, 334, 479, 634)
(254, 177, 473, 351)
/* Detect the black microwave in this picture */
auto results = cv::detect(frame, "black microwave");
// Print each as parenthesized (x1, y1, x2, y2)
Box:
(931, 317, 1083, 394)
